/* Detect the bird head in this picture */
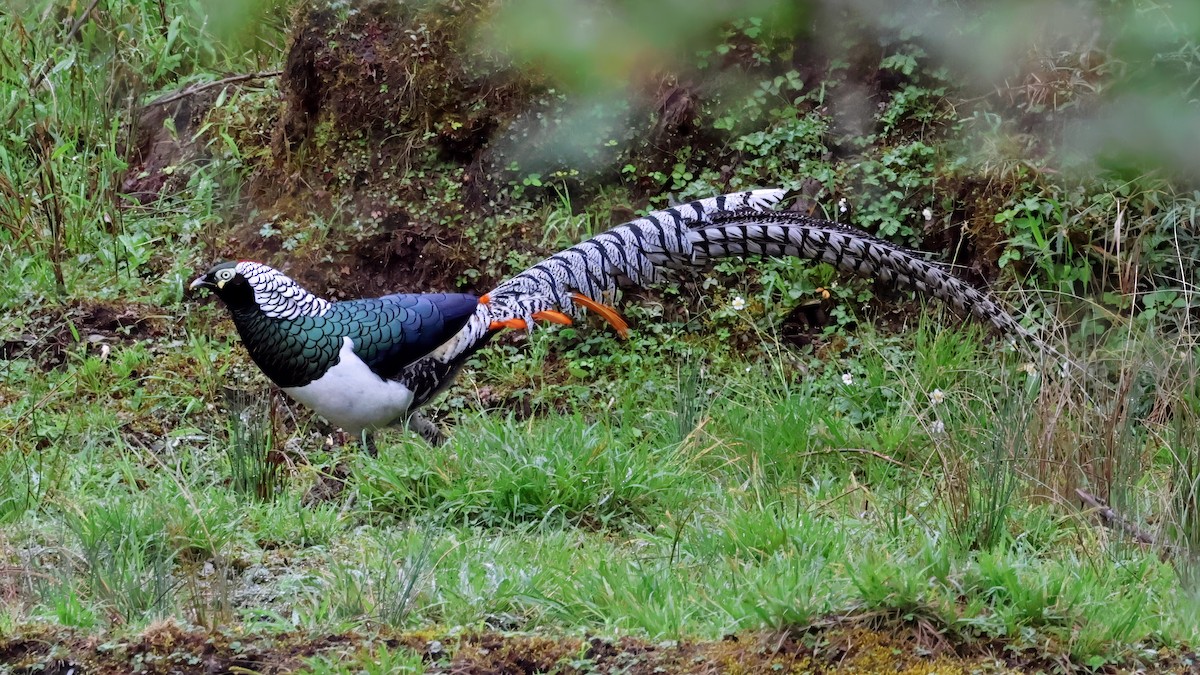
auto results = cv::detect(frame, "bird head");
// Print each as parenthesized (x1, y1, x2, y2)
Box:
(190, 261, 331, 319)
(189, 261, 256, 309)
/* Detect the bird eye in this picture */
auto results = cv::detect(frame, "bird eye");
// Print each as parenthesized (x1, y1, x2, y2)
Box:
(216, 269, 235, 282)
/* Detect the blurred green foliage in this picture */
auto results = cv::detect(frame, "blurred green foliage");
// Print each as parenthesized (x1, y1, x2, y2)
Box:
(483, 0, 808, 91)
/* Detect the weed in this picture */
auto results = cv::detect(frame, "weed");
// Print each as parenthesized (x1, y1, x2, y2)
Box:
(314, 529, 438, 629)
(224, 388, 284, 501)
(300, 643, 426, 675)
(60, 497, 178, 623)
(0, 442, 62, 525)
(937, 375, 1029, 551)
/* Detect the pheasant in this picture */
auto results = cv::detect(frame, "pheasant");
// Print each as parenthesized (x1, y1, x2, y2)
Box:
(191, 188, 1035, 447)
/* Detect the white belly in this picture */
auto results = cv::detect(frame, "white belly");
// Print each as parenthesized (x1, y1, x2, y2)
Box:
(283, 337, 415, 434)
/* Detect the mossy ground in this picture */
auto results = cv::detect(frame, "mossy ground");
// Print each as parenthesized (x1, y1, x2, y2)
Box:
(12, 618, 1181, 674)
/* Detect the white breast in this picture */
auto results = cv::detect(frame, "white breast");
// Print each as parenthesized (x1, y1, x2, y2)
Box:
(283, 337, 415, 435)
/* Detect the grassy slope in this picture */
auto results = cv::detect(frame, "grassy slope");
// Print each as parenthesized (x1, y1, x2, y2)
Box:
(4, 1, 1200, 673)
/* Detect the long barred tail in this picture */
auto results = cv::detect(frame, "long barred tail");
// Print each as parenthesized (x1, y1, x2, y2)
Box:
(685, 211, 1033, 339)
(419, 188, 1036, 369)
(493, 189, 787, 304)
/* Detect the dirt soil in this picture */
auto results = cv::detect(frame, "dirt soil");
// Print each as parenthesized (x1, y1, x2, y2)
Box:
(4, 616, 1191, 674)
(0, 300, 172, 372)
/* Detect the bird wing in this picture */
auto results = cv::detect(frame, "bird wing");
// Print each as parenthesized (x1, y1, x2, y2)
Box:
(334, 292, 480, 379)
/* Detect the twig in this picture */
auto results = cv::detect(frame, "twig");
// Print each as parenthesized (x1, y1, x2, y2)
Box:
(0, 566, 56, 581)
(796, 447, 928, 477)
(28, 0, 102, 91)
(1075, 488, 1170, 553)
(65, 0, 103, 41)
(145, 70, 284, 108)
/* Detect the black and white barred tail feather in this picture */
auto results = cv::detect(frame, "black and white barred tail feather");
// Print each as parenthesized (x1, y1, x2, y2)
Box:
(417, 188, 1037, 376)
(426, 190, 788, 361)
(685, 211, 1035, 340)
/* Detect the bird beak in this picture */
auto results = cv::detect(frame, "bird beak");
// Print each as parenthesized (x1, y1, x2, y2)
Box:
(188, 276, 210, 293)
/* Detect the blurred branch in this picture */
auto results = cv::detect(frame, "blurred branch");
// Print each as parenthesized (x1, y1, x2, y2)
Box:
(798, 447, 929, 477)
(1075, 488, 1170, 557)
(27, 0, 101, 92)
(146, 70, 283, 108)
(65, 0, 102, 41)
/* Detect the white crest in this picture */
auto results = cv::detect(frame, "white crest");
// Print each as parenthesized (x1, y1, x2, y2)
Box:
(235, 261, 331, 320)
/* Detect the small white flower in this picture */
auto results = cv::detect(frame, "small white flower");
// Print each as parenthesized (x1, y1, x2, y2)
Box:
(838, 198, 848, 213)
(922, 207, 933, 221)
(929, 388, 945, 405)
(931, 419, 945, 434)
(730, 295, 746, 311)
(841, 372, 853, 386)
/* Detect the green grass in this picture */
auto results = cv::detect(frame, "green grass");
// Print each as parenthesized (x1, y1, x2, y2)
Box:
(5, 307, 1200, 668)
(6, 258, 1200, 669)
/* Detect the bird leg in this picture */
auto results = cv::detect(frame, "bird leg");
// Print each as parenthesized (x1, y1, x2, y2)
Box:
(359, 429, 379, 457)
(405, 412, 445, 446)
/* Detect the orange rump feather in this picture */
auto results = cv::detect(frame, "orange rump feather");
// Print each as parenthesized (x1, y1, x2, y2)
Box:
(532, 310, 573, 326)
(569, 293, 630, 338)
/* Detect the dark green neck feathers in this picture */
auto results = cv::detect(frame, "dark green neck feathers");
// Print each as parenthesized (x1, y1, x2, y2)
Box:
(229, 307, 343, 388)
